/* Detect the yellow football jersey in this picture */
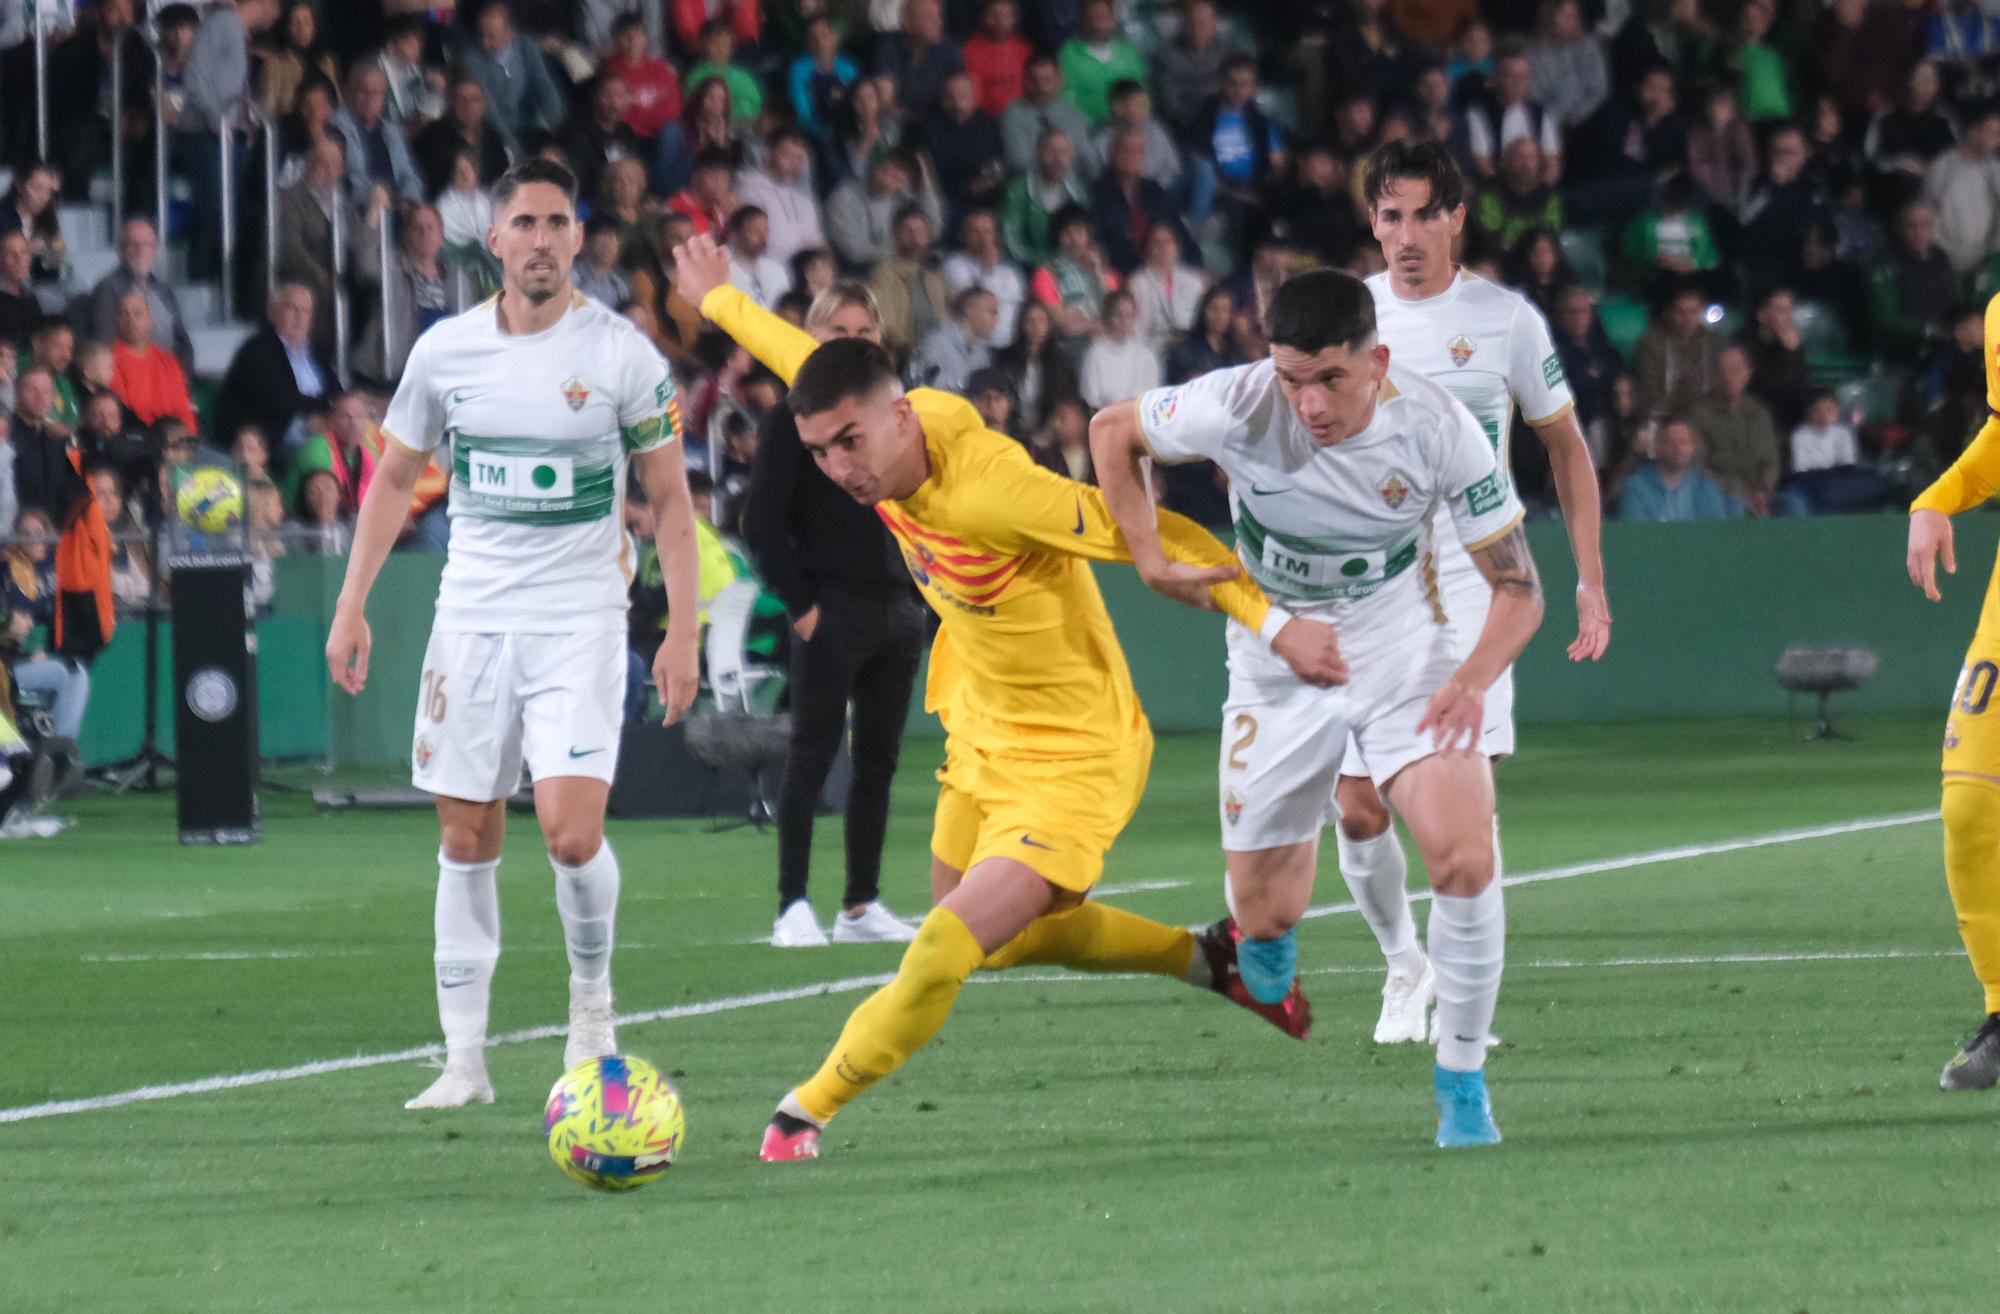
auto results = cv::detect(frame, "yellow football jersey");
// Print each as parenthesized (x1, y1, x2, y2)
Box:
(699, 285, 1273, 758)
(1914, 292, 2000, 648)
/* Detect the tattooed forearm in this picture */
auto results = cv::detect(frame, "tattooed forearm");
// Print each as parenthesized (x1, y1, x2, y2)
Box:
(1474, 526, 1542, 601)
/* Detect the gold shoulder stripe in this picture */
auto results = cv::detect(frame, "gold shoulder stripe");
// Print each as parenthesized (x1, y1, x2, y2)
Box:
(1377, 377, 1401, 402)
(1525, 400, 1577, 429)
(378, 427, 428, 461)
(1461, 508, 1527, 555)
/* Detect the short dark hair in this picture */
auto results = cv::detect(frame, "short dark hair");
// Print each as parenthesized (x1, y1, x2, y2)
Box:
(686, 468, 715, 496)
(583, 213, 622, 241)
(699, 17, 732, 41)
(1267, 270, 1376, 355)
(491, 157, 577, 212)
(728, 205, 767, 237)
(1362, 139, 1464, 213)
(693, 147, 735, 174)
(789, 338, 901, 419)
(385, 14, 429, 43)
(1109, 79, 1145, 104)
(611, 13, 646, 37)
(891, 203, 931, 234)
(1221, 53, 1256, 78)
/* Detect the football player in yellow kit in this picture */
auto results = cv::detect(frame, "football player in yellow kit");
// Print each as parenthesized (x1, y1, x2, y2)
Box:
(1907, 291, 2000, 1091)
(671, 235, 1348, 1159)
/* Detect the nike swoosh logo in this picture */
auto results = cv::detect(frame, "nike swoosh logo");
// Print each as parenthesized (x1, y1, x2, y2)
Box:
(568, 747, 605, 759)
(1071, 499, 1085, 535)
(452, 390, 484, 404)
(439, 980, 474, 989)
(1020, 836, 1056, 851)
(1249, 485, 1291, 496)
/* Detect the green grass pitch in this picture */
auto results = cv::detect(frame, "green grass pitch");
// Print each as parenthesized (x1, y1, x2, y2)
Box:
(0, 714, 1990, 1313)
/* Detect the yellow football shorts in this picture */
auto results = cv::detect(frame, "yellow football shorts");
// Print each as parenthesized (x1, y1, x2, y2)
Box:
(930, 723, 1154, 894)
(1944, 644, 2000, 779)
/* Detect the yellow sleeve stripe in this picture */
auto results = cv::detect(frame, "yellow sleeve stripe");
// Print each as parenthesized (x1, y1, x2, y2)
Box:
(1525, 400, 1577, 429)
(378, 427, 428, 461)
(1461, 508, 1527, 555)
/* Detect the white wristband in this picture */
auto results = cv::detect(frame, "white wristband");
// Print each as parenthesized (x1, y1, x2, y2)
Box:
(1257, 606, 1293, 645)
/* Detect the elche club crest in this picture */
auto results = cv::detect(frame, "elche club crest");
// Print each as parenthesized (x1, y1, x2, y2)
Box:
(1224, 788, 1245, 826)
(562, 377, 592, 411)
(1447, 335, 1476, 367)
(1379, 471, 1412, 509)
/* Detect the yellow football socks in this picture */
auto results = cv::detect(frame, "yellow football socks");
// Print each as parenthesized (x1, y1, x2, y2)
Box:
(1942, 778, 2000, 1014)
(794, 906, 985, 1125)
(980, 902, 1196, 980)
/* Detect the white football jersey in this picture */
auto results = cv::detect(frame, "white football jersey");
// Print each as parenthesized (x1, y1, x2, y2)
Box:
(1137, 361, 1525, 669)
(1365, 268, 1572, 600)
(381, 292, 680, 634)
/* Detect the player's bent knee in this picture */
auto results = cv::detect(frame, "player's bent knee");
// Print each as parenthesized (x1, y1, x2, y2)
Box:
(1426, 839, 1495, 898)
(1333, 776, 1391, 842)
(545, 830, 605, 869)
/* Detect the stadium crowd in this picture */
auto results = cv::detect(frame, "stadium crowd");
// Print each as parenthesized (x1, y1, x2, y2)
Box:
(6, 0, 2000, 759)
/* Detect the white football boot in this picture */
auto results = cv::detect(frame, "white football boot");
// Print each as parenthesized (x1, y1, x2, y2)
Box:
(405, 1058, 495, 1109)
(832, 900, 918, 944)
(771, 899, 830, 948)
(562, 985, 617, 1072)
(1374, 960, 1435, 1044)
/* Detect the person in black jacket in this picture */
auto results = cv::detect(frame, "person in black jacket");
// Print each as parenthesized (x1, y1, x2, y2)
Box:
(1087, 126, 1185, 275)
(213, 284, 336, 469)
(737, 279, 925, 949)
(10, 368, 80, 526)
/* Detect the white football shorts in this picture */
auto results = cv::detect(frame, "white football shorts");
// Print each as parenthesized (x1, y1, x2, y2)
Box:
(411, 628, 626, 802)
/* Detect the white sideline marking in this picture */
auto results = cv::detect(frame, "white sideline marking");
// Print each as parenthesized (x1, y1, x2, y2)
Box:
(1095, 879, 1190, 897)
(0, 810, 1946, 1125)
(1298, 810, 1941, 921)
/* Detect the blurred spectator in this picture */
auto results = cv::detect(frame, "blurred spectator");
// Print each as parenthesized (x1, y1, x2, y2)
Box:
(293, 468, 353, 555)
(726, 207, 792, 309)
(735, 130, 827, 268)
(669, 150, 739, 237)
(1198, 55, 1287, 217)
(0, 164, 65, 285)
(86, 219, 194, 375)
(867, 206, 950, 349)
(562, 74, 646, 204)
(10, 368, 75, 523)
(1089, 126, 1182, 275)
(357, 205, 451, 382)
(1166, 285, 1244, 382)
(629, 232, 706, 368)
(1923, 103, 2000, 275)
(1079, 290, 1159, 410)
(1689, 345, 1781, 514)
(1571, 61, 1686, 214)
(232, 426, 272, 487)
(459, 1, 568, 152)
(1527, 0, 1608, 129)
(828, 74, 904, 189)
(368, 14, 448, 129)
(922, 72, 1007, 222)
(86, 466, 151, 610)
(1328, 0, 1415, 98)
(963, 0, 1031, 120)
(26, 321, 77, 436)
(995, 299, 1077, 433)
(334, 62, 427, 205)
(1274, 142, 1362, 271)
(416, 75, 512, 197)
(1866, 61, 1958, 178)
(1618, 177, 1719, 288)
(1152, 0, 1228, 139)
(0, 411, 12, 535)
(43, 0, 151, 206)
(1550, 287, 1620, 457)
(180, 0, 280, 277)
(1128, 224, 1207, 356)
(437, 148, 497, 254)
(670, 0, 759, 56)
(286, 391, 373, 512)
(1033, 207, 1120, 339)
(1788, 389, 1860, 473)
(109, 294, 197, 435)
(1738, 287, 1812, 434)
(1908, 302, 1988, 470)
(601, 15, 679, 141)
(1777, 388, 1889, 515)
(1472, 137, 1561, 257)
(259, 2, 340, 120)
(575, 216, 633, 306)
(1631, 285, 1719, 418)
(1722, 0, 1789, 124)
(1000, 128, 1088, 266)
(687, 18, 763, 121)
(1060, 0, 1145, 126)
(1686, 82, 1757, 215)
(941, 209, 1025, 348)
(1870, 199, 1958, 357)
(966, 367, 1017, 434)
(279, 140, 380, 354)
(829, 153, 943, 269)
(6, 506, 91, 742)
(598, 156, 654, 257)
(1811, 0, 1917, 125)
(1928, 0, 2000, 80)
(1463, 45, 1562, 182)
(1503, 228, 1571, 321)
(1738, 123, 1834, 295)
(1027, 394, 1095, 483)
(788, 17, 857, 138)
(877, 0, 963, 118)
(0, 233, 38, 353)
(1225, 230, 1293, 356)
(215, 284, 333, 461)
(999, 54, 1092, 175)
(279, 74, 342, 187)
(910, 287, 997, 391)
(1617, 415, 1741, 521)
(76, 393, 148, 503)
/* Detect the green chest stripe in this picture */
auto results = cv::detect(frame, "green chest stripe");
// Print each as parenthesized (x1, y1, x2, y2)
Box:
(1233, 502, 1421, 602)
(451, 430, 620, 525)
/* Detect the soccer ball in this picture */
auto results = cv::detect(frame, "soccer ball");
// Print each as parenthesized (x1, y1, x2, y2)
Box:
(176, 468, 243, 533)
(543, 1054, 686, 1192)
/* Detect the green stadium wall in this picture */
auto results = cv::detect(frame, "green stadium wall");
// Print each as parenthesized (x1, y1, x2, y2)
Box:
(72, 515, 1995, 767)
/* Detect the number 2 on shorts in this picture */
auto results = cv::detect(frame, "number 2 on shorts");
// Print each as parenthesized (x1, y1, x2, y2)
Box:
(1227, 713, 1258, 771)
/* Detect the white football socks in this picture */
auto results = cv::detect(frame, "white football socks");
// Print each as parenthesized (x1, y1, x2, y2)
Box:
(553, 841, 621, 992)
(1337, 826, 1427, 978)
(1429, 872, 1505, 1073)
(433, 850, 501, 1065)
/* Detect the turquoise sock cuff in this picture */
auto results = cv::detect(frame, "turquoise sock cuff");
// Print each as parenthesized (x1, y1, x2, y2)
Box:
(1238, 929, 1296, 1005)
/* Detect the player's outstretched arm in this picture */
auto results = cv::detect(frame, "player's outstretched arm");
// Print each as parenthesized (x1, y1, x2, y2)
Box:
(634, 442, 703, 725)
(1531, 409, 1611, 662)
(1420, 523, 1545, 752)
(673, 233, 817, 385)
(1908, 415, 2000, 599)
(326, 440, 427, 696)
